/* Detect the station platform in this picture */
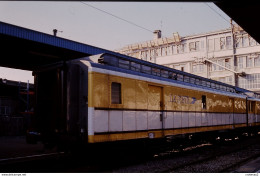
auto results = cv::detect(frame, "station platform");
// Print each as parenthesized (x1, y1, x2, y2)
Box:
(0, 136, 56, 160)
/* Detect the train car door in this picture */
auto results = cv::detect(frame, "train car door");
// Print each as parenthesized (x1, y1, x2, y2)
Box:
(148, 85, 164, 137)
(34, 63, 66, 144)
(67, 63, 88, 139)
(248, 100, 256, 126)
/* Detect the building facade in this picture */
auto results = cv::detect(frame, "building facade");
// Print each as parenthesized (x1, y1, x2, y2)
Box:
(116, 24, 260, 93)
(0, 79, 34, 136)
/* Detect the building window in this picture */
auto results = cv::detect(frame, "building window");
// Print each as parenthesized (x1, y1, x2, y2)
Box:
(237, 56, 244, 69)
(238, 74, 260, 89)
(226, 36, 232, 49)
(201, 40, 204, 49)
(150, 50, 153, 57)
(192, 65, 197, 73)
(198, 64, 204, 72)
(167, 46, 172, 55)
(225, 58, 231, 69)
(242, 35, 249, 47)
(218, 76, 233, 85)
(219, 77, 226, 84)
(189, 41, 199, 52)
(111, 82, 122, 104)
(183, 43, 187, 52)
(218, 59, 224, 71)
(177, 44, 185, 53)
(249, 36, 256, 46)
(235, 36, 242, 48)
(189, 42, 195, 51)
(220, 37, 225, 50)
(246, 57, 253, 68)
(162, 47, 167, 56)
(192, 64, 204, 73)
(157, 48, 161, 57)
(208, 39, 214, 51)
(172, 46, 176, 54)
(211, 62, 217, 71)
(214, 38, 220, 50)
(196, 41, 200, 50)
(202, 95, 207, 109)
(141, 51, 145, 60)
(226, 76, 233, 85)
(254, 56, 260, 67)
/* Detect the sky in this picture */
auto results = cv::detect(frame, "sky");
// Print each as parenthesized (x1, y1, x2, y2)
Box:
(0, 1, 231, 83)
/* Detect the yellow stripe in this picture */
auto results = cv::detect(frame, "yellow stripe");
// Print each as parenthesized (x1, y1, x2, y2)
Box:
(249, 122, 260, 127)
(88, 124, 252, 143)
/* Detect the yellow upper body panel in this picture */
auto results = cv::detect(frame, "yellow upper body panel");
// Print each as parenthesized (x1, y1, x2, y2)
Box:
(88, 71, 246, 113)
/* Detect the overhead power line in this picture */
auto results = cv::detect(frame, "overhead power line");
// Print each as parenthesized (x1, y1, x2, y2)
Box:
(204, 3, 230, 25)
(80, 1, 154, 33)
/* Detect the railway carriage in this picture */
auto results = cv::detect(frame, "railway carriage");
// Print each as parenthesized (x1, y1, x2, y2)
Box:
(32, 53, 260, 147)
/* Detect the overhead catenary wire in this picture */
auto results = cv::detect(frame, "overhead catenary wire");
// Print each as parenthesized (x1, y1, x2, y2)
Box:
(80, 1, 154, 33)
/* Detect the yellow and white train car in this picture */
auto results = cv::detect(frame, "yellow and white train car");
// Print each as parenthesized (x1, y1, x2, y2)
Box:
(33, 53, 260, 146)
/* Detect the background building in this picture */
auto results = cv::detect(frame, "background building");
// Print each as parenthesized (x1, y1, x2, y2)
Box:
(116, 22, 260, 93)
(0, 78, 34, 136)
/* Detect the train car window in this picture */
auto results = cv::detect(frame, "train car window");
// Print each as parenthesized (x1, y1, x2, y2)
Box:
(226, 87, 230, 92)
(177, 74, 184, 81)
(161, 70, 168, 78)
(211, 83, 216, 89)
(196, 79, 201, 86)
(168, 72, 174, 79)
(202, 95, 207, 109)
(222, 86, 227, 91)
(206, 82, 211, 88)
(106, 55, 119, 67)
(130, 62, 141, 72)
(111, 82, 122, 104)
(184, 76, 190, 83)
(141, 65, 151, 74)
(152, 68, 161, 76)
(202, 80, 207, 87)
(216, 84, 220, 90)
(169, 73, 178, 80)
(119, 59, 130, 69)
(220, 85, 224, 91)
(190, 77, 195, 84)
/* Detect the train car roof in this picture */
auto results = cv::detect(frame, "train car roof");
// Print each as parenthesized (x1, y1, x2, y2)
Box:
(81, 53, 260, 100)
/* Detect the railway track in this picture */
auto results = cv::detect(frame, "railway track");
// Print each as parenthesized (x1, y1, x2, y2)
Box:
(0, 152, 68, 173)
(0, 152, 65, 164)
(167, 140, 260, 173)
(110, 133, 260, 173)
(1, 133, 260, 173)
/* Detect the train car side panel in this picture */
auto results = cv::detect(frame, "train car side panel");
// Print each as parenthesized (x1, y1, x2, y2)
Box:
(86, 65, 253, 143)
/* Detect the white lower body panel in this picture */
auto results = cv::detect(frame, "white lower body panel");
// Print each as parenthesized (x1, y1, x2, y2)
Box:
(90, 108, 248, 135)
